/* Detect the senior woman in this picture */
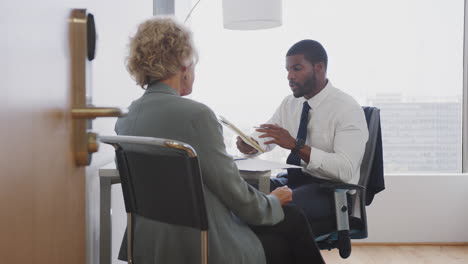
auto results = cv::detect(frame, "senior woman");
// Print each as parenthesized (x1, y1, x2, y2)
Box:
(115, 17, 324, 264)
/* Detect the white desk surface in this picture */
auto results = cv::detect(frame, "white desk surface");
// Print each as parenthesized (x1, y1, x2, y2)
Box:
(98, 161, 273, 193)
(99, 158, 296, 177)
(98, 161, 278, 178)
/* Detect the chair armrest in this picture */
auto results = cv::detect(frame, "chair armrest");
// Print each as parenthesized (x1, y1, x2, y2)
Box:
(319, 182, 365, 191)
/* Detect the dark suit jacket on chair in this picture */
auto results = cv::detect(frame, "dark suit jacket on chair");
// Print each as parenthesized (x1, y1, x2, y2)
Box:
(363, 107, 385, 205)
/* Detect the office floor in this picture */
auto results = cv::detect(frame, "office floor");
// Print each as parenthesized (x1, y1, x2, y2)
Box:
(321, 245, 468, 264)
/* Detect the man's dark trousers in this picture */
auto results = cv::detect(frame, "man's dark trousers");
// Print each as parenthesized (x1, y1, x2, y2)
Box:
(271, 171, 345, 236)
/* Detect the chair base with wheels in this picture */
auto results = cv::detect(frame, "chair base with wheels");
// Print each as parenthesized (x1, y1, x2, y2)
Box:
(313, 106, 383, 259)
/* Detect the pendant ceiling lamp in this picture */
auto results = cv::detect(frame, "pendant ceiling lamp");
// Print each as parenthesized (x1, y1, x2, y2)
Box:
(222, 0, 282, 30)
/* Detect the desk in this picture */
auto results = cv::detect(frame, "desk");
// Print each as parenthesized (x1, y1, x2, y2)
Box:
(98, 162, 272, 264)
(98, 164, 121, 264)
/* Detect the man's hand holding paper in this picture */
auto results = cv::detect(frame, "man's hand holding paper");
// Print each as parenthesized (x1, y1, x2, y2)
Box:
(236, 136, 259, 155)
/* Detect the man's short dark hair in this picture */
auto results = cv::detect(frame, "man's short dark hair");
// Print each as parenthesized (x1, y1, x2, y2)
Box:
(286, 39, 328, 70)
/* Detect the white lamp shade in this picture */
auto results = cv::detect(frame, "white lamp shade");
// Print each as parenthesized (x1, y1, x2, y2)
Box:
(222, 0, 282, 30)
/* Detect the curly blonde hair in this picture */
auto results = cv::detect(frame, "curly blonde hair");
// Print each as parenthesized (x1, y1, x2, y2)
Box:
(126, 17, 197, 88)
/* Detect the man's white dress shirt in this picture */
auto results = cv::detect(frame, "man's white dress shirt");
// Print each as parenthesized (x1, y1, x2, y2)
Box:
(253, 81, 369, 184)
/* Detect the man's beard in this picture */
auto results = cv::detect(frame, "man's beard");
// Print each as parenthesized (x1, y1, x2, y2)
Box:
(291, 73, 317, 98)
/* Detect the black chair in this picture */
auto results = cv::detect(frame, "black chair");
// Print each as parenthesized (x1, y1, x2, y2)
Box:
(100, 135, 209, 264)
(312, 106, 383, 258)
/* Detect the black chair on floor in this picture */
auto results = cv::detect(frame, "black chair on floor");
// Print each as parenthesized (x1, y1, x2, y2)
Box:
(312, 106, 384, 258)
(100, 135, 208, 264)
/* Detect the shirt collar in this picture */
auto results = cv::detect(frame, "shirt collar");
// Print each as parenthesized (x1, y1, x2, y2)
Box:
(144, 82, 179, 96)
(304, 80, 333, 110)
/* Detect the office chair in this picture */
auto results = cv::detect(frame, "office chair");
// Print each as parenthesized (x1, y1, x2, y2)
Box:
(100, 135, 208, 264)
(312, 106, 382, 258)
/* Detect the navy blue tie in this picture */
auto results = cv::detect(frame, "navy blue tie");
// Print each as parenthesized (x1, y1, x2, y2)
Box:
(286, 101, 311, 176)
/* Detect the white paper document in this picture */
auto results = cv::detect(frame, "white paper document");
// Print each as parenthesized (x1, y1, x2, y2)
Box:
(234, 158, 302, 171)
(218, 116, 266, 153)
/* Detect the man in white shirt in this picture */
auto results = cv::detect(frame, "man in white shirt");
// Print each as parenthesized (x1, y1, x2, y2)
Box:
(237, 39, 369, 229)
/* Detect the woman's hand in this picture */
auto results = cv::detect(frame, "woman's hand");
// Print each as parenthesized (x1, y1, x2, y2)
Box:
(270, 186, 293, 205)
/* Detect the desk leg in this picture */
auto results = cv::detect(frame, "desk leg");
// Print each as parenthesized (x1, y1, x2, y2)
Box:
(259, 176, 271, 194)
(100, 177, 112, 264)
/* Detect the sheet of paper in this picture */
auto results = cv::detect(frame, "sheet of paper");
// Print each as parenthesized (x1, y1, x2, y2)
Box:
(219, 116, 266, 153)
(234, 158, 302, 171)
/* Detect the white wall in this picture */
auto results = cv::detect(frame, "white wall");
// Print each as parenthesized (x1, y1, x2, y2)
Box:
(83, 1, 152, 264)
(364, 174, 468, 243)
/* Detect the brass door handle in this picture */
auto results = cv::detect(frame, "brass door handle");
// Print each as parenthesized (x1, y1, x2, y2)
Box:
(71, 107, 129, 119)
(71, 106, 128, 166)
(72, 107, 127, 166)
(70, 9, 128, 166)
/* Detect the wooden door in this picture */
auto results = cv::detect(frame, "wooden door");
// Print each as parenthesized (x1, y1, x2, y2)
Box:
(0, 3, 86, 264)
(0, 0, 152, 262)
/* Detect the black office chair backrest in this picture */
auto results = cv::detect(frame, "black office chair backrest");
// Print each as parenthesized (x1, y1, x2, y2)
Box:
(100, 135, 209, 264)
(119, 146, 207, 229)
(359, 107, 381, 188)
(105, 135, 208, 230)
(350, 106, 381, 238)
